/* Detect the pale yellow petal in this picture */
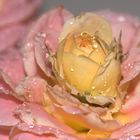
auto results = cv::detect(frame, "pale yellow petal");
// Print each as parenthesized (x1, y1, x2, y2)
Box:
(62, 52, 99, 91)
(59, 13, 112, 45)
(89, 43, 106, 64)
(56, 39, 65, 77)
(91, 59, 121, 97)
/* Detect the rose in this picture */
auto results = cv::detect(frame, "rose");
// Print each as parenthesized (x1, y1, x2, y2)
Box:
(1, 6, 140, 140)
(55, 13, 121, 106)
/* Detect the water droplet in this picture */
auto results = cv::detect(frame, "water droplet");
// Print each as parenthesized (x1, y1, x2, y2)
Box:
(92, 86, 95, 90)
(37, 125, 42, 131)
(48, 127, 53, 131)
(70, 68, 74, 72)
(16, 106, 22, 113)
(130, 135, 137, 140)
(128, 63, 134, 69)
(23, 102, 27, 107)
(29, 124, 34, 129)
(0, 87, 4, 93)
(25, 109, 31, 114)
(46, 53, 49, 59)
(56, 130, 61, 134)
(71, 111, 76, 115)
(17, 124, 22, 128)
(41, 33, 46, 38)
(41, 45, 46, 49)
(70, 21, 74, 25)
(124, 63, 134, 70)
(27, 43, 32, 47)
(93, 43, 98, 48)
(27, 92, 31, 98)
(126, 95, 130, 99)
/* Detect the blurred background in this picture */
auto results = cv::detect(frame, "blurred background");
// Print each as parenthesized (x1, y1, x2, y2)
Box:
(42, 0, 140, 17)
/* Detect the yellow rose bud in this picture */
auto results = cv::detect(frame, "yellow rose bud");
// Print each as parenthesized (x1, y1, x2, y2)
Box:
(55, 13, 121, 106)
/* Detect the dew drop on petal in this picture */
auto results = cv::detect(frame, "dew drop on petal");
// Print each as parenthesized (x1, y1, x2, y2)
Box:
(27, 43, 33, 47)
(56, 130, 61, 135)
(29, 124, 34, 129)
(41, 45, 46, 49)
(125, 95, 130, 99)
(41, 33, 46, 38)
(70, 68, 74, 72)
(22, 102, 28, 107)
(130, 135, 137, 140)
(28, 93, 32, 99)
(37, 125, 42, 131)
(45, 39, 50, 47)
(70, 21, 74, 25)
(128, 63, 134, 69)
(46, 53, 49, 59)
(48, 127, 53, 131)
(92, 86, 95, 90)
(93, 43, 98, 48)
(0, 87, 4, 93)
(124, 63, 134, 71)
(15, 107, 22, 114)
(93, 96, 97, 99)
(25, 109, 31, 114)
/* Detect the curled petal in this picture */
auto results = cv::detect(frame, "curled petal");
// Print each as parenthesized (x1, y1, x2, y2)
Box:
(10, 123, 81, 140)
(46, 85, 120, 131)
(0, 48, 25, 84)
(14, 102, 74, 133)
(121, 77, 140, 121)
(98, 11, 140, 53)
(0, 128, 9, 140)
(0, 70, 15, 95)
(16, 76, 48, 104)
(121, 47, 140, 85)
(22, 7, 72, 76)
(0, 94, 20, 126)
(111, 119, 140, 139)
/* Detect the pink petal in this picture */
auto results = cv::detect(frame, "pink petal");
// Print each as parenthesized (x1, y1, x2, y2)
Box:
(22, 7, 72, 76)
(11, 133, 57, 140)
(10, 123, 80, 140)
(0, 94, 20, 126)
(47, 86, 120, 131)
(121, 47, 140, 85)
(14, 102, 74, 133)
(0, 48, 25, 84)
(121, 77, 140, 119)
(0, 24, 26, 52)
(0, 0, 43, 27)
(0, 134, 9, 140)
(98, 11, 139, 53)
(131, 27, 140, 48)
(0, 128, 9, 140)
(111, 119, 140, 139)
(34, 36, 54, 77)
(16, 76, 48, 104)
